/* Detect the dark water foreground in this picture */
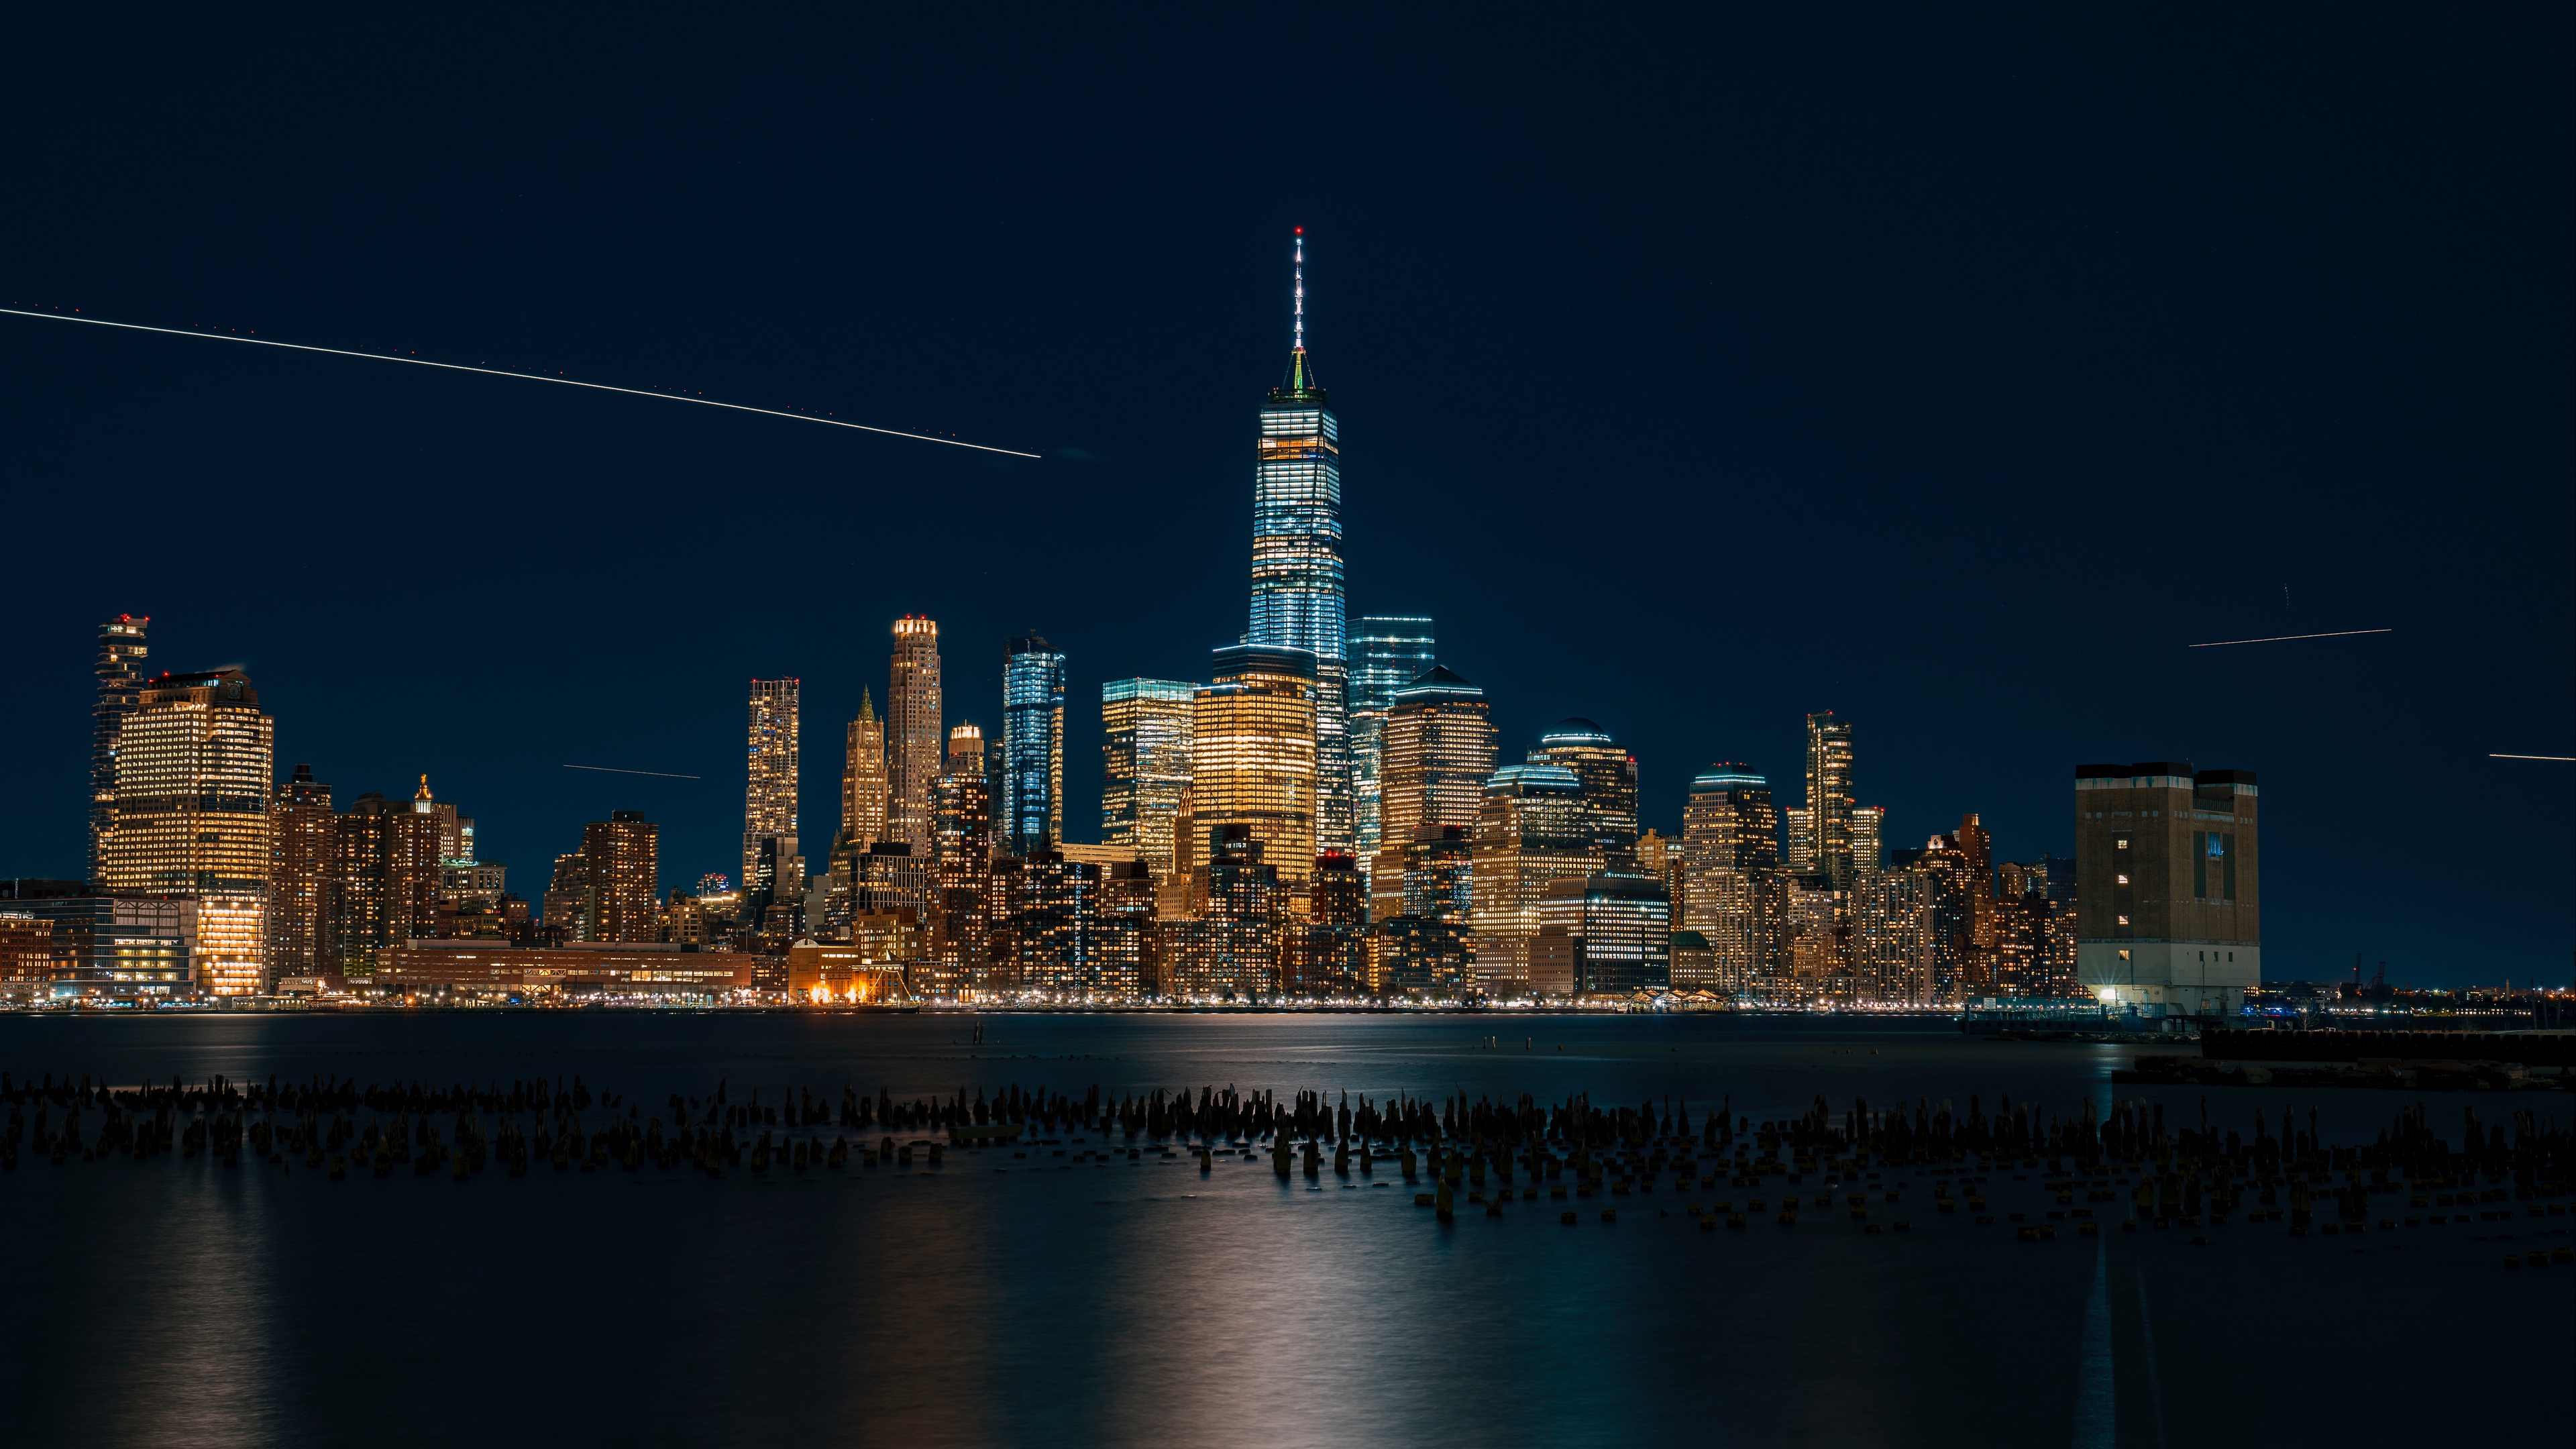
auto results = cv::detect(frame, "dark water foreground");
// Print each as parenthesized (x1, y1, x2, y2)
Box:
(1, 1012, 2559, 1448)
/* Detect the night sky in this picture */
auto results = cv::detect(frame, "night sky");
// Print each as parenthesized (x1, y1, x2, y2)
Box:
(3, 6, 2567, 987)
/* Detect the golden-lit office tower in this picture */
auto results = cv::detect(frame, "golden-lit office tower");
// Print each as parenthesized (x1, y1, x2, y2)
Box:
(1951, 811, 1997, 977)
(1682, 765, 1783, 991)
(1371, 667, 1495, 898)
(1469, 763, 1599, 992)
(1101, 678, 1196, 885)
(264, 763, 333, 986)
(1638, 828, 1685, 918)
(888, 616, 945, 852)
(101, 668, 273, 994)
(1190, 645, 1318, 892)
(1851, 805, 1884, 879)
(931, 724, 993, 994)
(743, 678, 801, 892)
(1803, 712, 1857, 889)
(1525, 719, 1639, 872)
(384, 775, 446, 944)
(842, 688, 888, 846)
(91, 614, 150, 884)
(580, 811, 659, 943)
(1782, 807, 1812, 875)
(2076, 762, 2259, 1016)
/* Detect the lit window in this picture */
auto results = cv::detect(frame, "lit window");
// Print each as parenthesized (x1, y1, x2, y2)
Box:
(2115, 874, 2129, 885)
(2116, 839, 2129, 849)
(2116, 916, 2129, 926)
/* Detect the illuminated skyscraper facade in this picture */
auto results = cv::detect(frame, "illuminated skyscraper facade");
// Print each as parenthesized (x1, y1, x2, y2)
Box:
(1190, 645, 1317, 890)
(889, 617, 945, 851)
(842, 688, 888, 846)
(91, 614, 149, 884)
(1371, 667, 1495, 909)
(743, 679, 800, 894)
(931, 724, 993, 995)
(1527, 718, 1640, 872)
(1101, 678, 1195, 883)
(100, 669, 274, 994)
(1349, 615, 1434, 867)
(1469, 762, 1599, 991)
(581, 811, 660, 943)
(1002, 633, 1066, 856)
(1682, 765, 1784, 993)
(1804, 711, 1856, 889)
(1248, 232, 1350, 857)
(265, 763, 333, 987)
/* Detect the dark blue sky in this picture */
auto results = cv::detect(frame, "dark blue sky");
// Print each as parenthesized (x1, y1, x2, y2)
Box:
(3, 5, 2567, 987)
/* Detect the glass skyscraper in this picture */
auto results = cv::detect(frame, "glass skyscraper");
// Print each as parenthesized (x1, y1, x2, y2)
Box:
(1002, 633, 1066, 856)
(1100, 678, 1195, 883)
(1349, 614, 1434, 868)
(1248, 231, 1350, 858)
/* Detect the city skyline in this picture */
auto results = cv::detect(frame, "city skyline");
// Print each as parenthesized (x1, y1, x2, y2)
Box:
(1, 11, 2567, 986)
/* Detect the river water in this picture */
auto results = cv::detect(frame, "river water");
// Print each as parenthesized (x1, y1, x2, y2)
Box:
(1, 1011, 2559, 1448)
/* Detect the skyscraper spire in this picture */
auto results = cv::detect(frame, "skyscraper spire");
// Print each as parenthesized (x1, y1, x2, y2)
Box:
(1273, 227, 1324, 403)
(1293, 227, 1305, 354)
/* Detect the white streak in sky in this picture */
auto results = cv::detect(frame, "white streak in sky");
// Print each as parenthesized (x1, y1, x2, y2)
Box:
(0, 305, 1040, 458)
(2188, 628, 2392, 649)
(564, 765, 701, 780)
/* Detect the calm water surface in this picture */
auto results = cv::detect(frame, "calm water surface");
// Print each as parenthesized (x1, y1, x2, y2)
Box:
(1, 1012, 2557, 1448)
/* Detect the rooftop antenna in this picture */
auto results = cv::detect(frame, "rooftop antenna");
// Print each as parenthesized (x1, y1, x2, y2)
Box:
(1293, 227, 1305, 353)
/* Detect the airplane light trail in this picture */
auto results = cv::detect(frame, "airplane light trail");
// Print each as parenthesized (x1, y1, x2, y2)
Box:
(2489, 754, 2574, 762)
(564, 765, 701, 780)
(0, 305, 1040, 458)
(2188, 628, 2394, 649)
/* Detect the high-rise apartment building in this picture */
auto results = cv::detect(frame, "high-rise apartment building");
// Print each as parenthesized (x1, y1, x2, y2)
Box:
(580, 811, 660, 943)
(889, 617, 945, 851)
(931, 723, 993, 996)
(2075, 761, 2259, 1015)
(742, 678, 801, 894)
(1161, 824, 1285, 1000)
(842, 688, 888, 847)
(1002, 633, 1067, 856)
(265, 763, 334, 987)
(1190, 645, 1318, 890)
(1468, 763, 1599, 992)
(1852, 804, 1884, 879)
(1101, 678, 1195, 885)
(1371, 667, 1495, 897)
(1803, 712, 1856, 889)
(91, 615, 149, 884)
(1682, 765, 1784, 995)
(1350, 616, 1434, 867)
(541, 851, 588, 941)
(1527, 718, 1640, 872)
(1247, 233, 1351, 858)
(1530, 875, 1671, 998)
(99, 668, 273, 995)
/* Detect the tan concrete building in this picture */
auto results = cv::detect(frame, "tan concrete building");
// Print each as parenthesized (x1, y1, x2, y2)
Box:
(2075, 761, 2259, 1015)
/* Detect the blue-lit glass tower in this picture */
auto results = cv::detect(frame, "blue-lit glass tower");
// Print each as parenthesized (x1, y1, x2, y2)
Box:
(1001, 633, 1065, 857)
(1249, 229, 1350, 856)
(1350, 615, 1435, 866)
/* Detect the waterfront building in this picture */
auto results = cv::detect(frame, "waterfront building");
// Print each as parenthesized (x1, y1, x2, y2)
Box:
(1373, 914, 1471, 998)
(1100, 678, 1195, 884)
(9, 896, 193, 1000)
(1002, 633, 1066, 855)
(385, 778, 446, 947)
(1669, 930, 1717, 990)
(1246, 231, 1351, 857)
(580, 811, 659, 943)
(1293, 849, 1368, 997)
(991, 851, 1094, 996)
(99, 667, 273, 995)
(0, 913, 50, 988)
(1995, 855, 2079, 997)
(1851, 847, 1960, 1005)
(1190, 645, 1318, 890)
(743, 678, 801, 893)
(1468, 763, 1598, 992)
(1371, 667, 1495, 907)
(1096, 859, 1157, 998)
(1527, 719, 1640, 872)
(930, 724, 992, 994)
(2075, 761, 2260, 1015)
(888, 616, 945, 851)
(265, 763, 334, 987)
(842, 688, 888, 847)
(1161, 824, 1285, 1000)
(1785, 875, 1853, 999)
(1681, 765, 1784, 991)
(1349, 616, 1434, 867)
(91, 615, 150, 883)
(786, 938, 916, 1004)
(1804, 712, 1857, 889)
(374, 939, 753, 996)
(1529, 875, 1671, 998)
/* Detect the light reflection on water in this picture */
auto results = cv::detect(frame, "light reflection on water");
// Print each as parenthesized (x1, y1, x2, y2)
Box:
(0, 1012, 2557, 1448)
